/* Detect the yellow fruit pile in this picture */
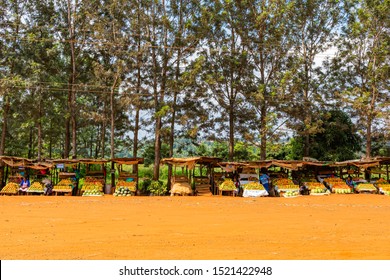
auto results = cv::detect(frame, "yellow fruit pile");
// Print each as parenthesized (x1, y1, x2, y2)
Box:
(305, 182, 325, 190)
(0, 182, 19, 194)
(273, 178, 293, 185)
(278, 184, 299, 190)
(219, 179, 236, 191)
(332, 183, 351, 193)
(116, 180, 136, 192)
(81, 182, 103, 192)
(376, 178, 388, 184)
(356, 183, 377, 191)
(57, 179, 73, 186)
(379, 184, 390, 191)
(28, 182, 44, 192)
(324, 178, 343, 184)
(244, 182, 265, 190)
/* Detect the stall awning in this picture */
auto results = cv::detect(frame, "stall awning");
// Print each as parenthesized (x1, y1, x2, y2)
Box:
(161, 157, 222, 170)
(111, 157, 144, 165)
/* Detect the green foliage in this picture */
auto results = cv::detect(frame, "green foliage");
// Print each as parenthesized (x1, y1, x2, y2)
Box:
(147, 180, 167, 196)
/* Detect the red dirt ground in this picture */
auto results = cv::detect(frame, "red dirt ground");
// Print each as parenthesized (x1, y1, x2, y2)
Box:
(0, 194, 389, 260)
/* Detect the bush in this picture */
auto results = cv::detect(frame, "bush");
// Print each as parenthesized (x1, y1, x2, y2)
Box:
(138, 178, 152, 195)
(148, 180, 167, 196)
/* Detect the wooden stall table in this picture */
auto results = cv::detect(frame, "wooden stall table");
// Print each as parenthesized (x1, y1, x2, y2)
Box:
(219, 189, 236, 196)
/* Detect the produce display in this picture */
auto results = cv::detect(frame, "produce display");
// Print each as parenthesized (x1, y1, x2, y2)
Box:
(116, 180, 136, 192)
(376, 178, 388, 184)
(310, 187, 328, 194)
(356, 183, 377, 192)
(273, 178, 293, 185)
(332, 183, 352, 194)
(27, 182, 44, 193)
(334, 188, 353, 194)
(323, 178, 344, 186)
(0, 182, 19, 195)
(218, 179, 236, 191)
(82, 189, 104, 196)
(53, 179, 73, 192)
(379, 184, 390, 192)
(283, 190, 299, 198)
(277, 184, 300, 191)
(81, 182, 103, 192)
(243, 182, 265, 190)
(304, 182, 325, 190)
(113, 186, 133, 196)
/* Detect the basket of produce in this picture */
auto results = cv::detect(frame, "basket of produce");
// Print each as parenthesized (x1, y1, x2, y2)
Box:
(0, 182, 19, 195)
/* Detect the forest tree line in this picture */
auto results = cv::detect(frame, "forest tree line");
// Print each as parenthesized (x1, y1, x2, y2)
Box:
(0, 0, 389, 180)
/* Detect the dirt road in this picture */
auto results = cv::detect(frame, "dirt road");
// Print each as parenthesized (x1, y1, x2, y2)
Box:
(1, 194, 389, 260)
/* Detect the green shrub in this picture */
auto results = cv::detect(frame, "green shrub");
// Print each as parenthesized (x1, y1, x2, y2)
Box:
(148, 180, 167, 196)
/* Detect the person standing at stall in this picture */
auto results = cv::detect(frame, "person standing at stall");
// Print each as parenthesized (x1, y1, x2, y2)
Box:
(259, 168, 271, 193)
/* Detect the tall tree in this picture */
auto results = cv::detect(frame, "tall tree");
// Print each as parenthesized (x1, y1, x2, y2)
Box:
(201, 0, 251, 161)
(327, 0, 390, 158)
(282, 0, 344, 157)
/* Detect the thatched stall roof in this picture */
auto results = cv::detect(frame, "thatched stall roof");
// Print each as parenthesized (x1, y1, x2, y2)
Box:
(0, 156, 34, 167)
(161, 157, 221, 170)
(111, 157, 144, 165)
(332, 158, 382, 169)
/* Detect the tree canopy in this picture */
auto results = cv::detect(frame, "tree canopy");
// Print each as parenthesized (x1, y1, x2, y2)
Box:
(0, 0, 389, 179)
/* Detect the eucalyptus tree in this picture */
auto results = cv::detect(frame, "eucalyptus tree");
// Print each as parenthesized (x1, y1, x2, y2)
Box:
(200, 0, 252, 161)
(281, 0, 345, 157)
(235, 0, 295, 160)
(327, 0, 389, 158)
(0, 0, 28, 156)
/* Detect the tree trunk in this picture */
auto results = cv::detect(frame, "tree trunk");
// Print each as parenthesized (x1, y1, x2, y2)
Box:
(64, 117, 70, 158)
(260, 103, 267, 160)
(366, 116, 372, 158)
(37, 95, 43, 161)
(67, 0, 77, 159)
(0, 95, 10, 155)
(28, 127, 33, 159)
(133, 3, 141, 174)
(101, 102, 106, 158)
(229, 103, 234, 161)
(110, 74, 119, 160)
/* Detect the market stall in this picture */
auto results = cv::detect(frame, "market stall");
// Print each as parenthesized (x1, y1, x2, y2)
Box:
(111, 157, 144, 195)
(161, 157, 221, 196)
(215, 162, 248, 196)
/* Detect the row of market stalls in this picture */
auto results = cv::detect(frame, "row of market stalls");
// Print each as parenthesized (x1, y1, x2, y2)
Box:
(161, 157, 390, 197)
(0, 156, 144, 196)
(0, 155, 389, 197)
